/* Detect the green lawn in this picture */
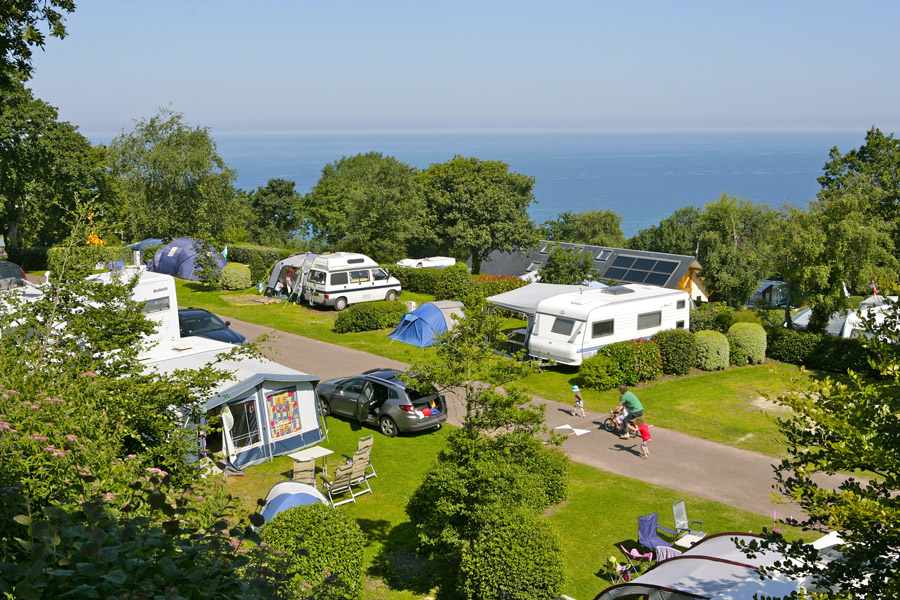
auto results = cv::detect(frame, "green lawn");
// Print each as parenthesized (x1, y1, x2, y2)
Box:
(226, 417, 807, 600)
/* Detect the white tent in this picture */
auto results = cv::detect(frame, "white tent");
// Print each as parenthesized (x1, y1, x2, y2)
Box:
(141, 337, 323, 471)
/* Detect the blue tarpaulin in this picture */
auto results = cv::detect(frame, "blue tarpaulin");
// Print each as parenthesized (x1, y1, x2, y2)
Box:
(388, 301, 463, 347)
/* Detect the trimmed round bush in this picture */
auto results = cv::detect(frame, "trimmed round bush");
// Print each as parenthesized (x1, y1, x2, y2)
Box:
(599, 339, 662, 386)
(695, 330, 729, 371)
(259, 503, 366, 598)
(434, 262, 472, 301)
(460, 510, 563, 600)
(579, 353, 620, 391)
(766, 326, 818, 365)
(333, 300, 408, 333)
(727, 322, 767, 365)
(652, 329, 697, 376)
(220, 262, 251, 290)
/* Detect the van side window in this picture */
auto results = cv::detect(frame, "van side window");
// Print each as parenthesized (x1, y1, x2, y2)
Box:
(637, 311, 662, 329)
(349, 270, 370, 283)
(331, 272, 349, 286)
(592, 319, 614, 338)
(551, 317, 575, 336)
(372, 269, 388, 281)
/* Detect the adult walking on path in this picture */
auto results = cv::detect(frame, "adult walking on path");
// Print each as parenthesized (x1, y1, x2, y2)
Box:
(226, 316, 846, 519)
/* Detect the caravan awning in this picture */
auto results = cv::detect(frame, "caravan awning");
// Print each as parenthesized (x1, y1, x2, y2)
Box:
(486, 283, 593, 316)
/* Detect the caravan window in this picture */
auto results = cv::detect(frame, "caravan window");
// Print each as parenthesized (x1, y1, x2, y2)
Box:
(637, 311, 662, 329)
(229, 398, 261, 449)
(592, 319, 614, 338)
(550, 317, 575, 336)
(142, 296, 170, 314)
(330, 272, 349, 286)
(677, 300, 686, 310)
(349, 270, 370, 283)
(373, 269, 389, 282)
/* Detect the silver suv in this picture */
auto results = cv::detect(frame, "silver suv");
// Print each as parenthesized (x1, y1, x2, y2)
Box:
(316, 368, 447, 437)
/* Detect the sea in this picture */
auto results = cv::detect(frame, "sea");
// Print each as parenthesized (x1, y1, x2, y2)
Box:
(209, 132, 864, 238)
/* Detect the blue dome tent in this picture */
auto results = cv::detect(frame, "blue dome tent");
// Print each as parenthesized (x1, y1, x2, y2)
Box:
(148, 237, 226, 281)
(388, 301, 464, 347)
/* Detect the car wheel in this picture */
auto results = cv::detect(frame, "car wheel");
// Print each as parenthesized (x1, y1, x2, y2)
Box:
(334, 297, 348, 311)
(318, 398, 331, 417)
(385, 290, 397, 302)
(379, 416, 398, 437)
(416, 262, 423, 268)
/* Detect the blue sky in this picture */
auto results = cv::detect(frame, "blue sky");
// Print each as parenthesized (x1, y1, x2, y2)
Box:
(27, 0, 900, 137)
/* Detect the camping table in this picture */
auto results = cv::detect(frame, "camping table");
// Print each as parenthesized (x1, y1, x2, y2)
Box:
(288, 446, 334, 477)
(673, 533, 706, 550)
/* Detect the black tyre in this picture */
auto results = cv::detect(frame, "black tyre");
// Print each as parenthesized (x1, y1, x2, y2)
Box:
(379, 416, 398, 437)
(602, 417, 617, 432)
(334, 297, 348, 311)
(318, 398, 331, 417)
(385, 290, 398, 302)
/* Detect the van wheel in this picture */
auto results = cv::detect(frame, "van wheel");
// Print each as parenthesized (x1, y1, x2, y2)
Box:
(379, 416, 398, 437)
(385, 290, 397, 302)
(334, 297, 348, 311)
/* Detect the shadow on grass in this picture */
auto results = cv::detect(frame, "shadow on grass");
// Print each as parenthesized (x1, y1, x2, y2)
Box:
(362, 519, 459, 599)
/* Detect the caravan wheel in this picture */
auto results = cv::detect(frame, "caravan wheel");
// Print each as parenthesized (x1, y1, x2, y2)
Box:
(334, 297, 348, 311)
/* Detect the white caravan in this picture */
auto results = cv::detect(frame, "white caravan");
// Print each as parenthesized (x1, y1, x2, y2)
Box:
(304, 252, 402, 311)
(497, 283, 690, 366)
(89, 267, 181, 347)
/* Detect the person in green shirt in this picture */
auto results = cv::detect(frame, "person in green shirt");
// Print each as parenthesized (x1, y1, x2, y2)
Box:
(613, 385, 644, 439)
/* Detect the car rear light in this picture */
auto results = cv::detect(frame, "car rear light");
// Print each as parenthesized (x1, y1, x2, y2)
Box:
(324, 294, 330, 300)
(398, 405, 414, 413)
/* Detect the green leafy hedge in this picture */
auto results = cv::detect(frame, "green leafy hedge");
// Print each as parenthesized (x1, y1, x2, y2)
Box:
(333, 300, 408, 333)
(469, 274, 527, 299)
(227, 244, 294, 270)
(260, 503, 366, 598)
(579, 339, 662, 390)
(690, 302, 736, 333)
(220, 262, 252, 290)
(9, 246, 49, 270)
(727, 322, 767, 366)
(695, 330, 729, 371)
(766, 327, 871, 374)
(385, 264, 446, 294)
(460, 510, 563, 600)
(47, 245, 132, 275)
(520, 445, 569, 507)
(435, 262, 473, 301)
(652, 329, 697, 376)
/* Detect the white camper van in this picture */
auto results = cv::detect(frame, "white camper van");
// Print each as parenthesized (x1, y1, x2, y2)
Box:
(526, 284, 690, 366)
(303, 253, 402, 311)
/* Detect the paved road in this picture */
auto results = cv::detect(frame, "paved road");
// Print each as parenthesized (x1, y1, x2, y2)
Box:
(228, 316, 845, 518)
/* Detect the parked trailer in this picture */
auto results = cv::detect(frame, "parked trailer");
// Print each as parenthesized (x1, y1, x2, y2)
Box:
(489, 283, 690, 366)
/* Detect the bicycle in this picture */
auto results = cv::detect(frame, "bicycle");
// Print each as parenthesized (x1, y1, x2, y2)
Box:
(602, 409, 639, 437)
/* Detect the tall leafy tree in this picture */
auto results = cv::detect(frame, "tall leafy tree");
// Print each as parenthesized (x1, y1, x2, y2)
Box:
(304, 152, 422, 263)
(421, 156, 538, 274)
(745, 301, 900, 600)
(0, 0, 75, 83)
(628, 205, 701, 256)
(245, 178, 303, 246)
(108, 108, 238, 242)
(696, 193, 775, 306)
(538, 243, 597, 284)
(541, 209, 626, 247)
(0, 79, 107, 255)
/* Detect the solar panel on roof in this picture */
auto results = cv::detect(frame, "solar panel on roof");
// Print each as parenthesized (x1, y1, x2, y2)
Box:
(611, 255, 635, 268)
(651, 260, 678, 275)
(604, 267, 628, 280)
(633, 258, 656, 271)
(645, 272, 670, 286)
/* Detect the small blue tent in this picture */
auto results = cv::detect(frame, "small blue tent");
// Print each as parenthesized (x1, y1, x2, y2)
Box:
(258, 482, 327, 524)
(148, 237, 226, 281)
(388, 301, 464, 347)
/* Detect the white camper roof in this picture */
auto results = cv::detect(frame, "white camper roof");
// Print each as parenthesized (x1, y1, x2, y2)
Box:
(310, 252, 379, 271)
(139, 337, 318, 409)
(535, 284, 687, 321)
(486, 283, 597, 316)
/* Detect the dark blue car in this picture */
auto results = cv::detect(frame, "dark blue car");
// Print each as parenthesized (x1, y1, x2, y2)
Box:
(178, 308, 247, 345)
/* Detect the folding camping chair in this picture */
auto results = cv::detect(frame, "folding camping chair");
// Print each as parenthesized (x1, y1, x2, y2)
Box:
(291, 457, 316, 486)
(343, 449, 373, 497)
(355, 434, 377, 479)
(619, 545, 654, 580)
(672, 499, 706, 539)
(320, 462, 356, 507)
(638, 512, 676, 558)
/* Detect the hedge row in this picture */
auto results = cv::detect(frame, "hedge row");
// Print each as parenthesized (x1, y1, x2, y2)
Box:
(226, 244, 294, 268)
(385, 262, 528, 305)
(9, 246, 50, 271)
(333, 300, 408, 333)
(47, 245, 133, 274)
(766, 326, 871, 375)
(385, 265, 445, 294)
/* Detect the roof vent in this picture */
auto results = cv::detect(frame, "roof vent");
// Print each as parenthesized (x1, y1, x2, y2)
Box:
(601, 285, 635, 295)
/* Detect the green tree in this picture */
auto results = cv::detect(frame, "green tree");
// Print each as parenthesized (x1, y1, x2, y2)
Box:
(420, 156, 538, 274)
(304, 152, 422, 263)
(246, 178, 303, 246)
(628, 205, 701, 256)
(538, 243, 597, 284)
(0, 0, 75, 82)
(109, 108, 239, 242)
(696, 194, 775, 306)
(0, 79, 107, 256)
(541, 209, 626, 247)
(746, 301, 900, 599)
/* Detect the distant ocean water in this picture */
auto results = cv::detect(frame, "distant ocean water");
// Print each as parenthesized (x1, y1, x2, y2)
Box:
(211, 132, 864, 238)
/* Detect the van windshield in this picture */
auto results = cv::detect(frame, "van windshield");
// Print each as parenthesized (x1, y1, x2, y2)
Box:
(308, 270, 325, 285)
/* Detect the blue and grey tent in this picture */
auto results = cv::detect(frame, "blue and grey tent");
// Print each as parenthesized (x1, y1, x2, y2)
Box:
(148, 237, 226, 281)
(388, 301, 464, 347)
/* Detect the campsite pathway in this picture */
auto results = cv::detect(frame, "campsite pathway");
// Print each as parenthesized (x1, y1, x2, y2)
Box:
(228, 317, 845, 519)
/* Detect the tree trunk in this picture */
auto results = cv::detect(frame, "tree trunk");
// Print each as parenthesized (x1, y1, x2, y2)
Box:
(6, 220, 19, 257)
(470, 252, 481, 275)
